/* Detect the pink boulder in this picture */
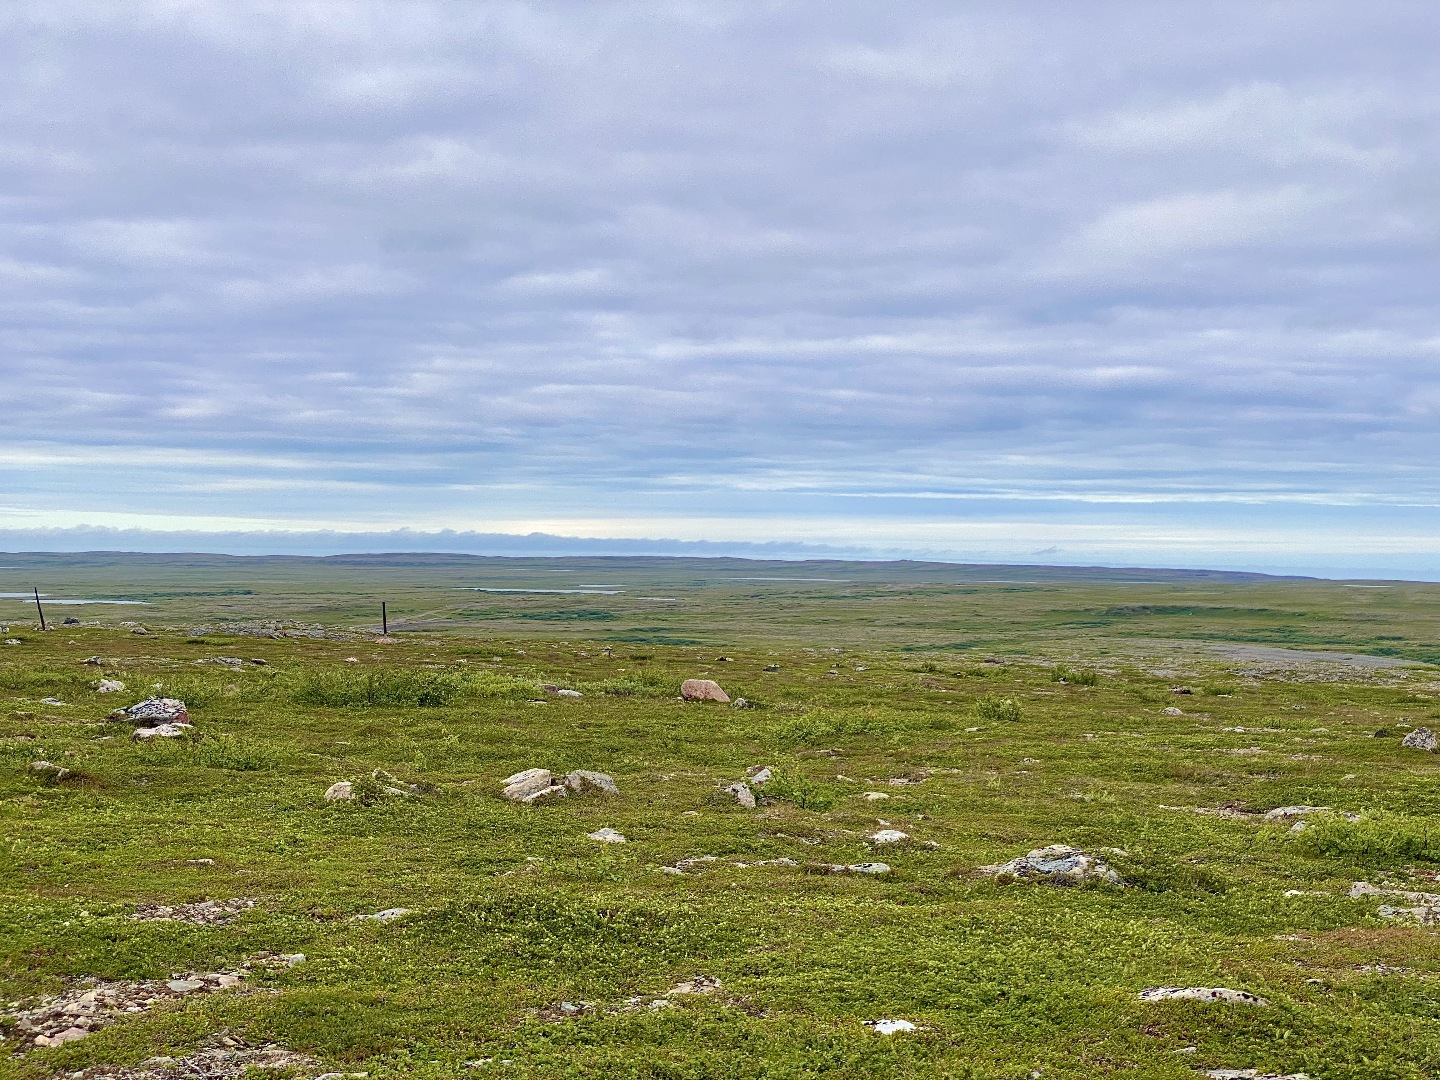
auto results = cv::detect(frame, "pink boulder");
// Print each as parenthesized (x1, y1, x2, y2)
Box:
(681, 679, 730, 703)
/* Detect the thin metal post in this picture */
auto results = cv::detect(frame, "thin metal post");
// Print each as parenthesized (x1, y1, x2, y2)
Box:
(33, 587, 46, 631)
(382, 601, 388, 636)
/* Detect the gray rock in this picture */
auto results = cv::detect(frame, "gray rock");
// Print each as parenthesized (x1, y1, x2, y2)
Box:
(1201, 1069, 1311, 1080)
(1402, 727, 1438, 751)
(978, 844, 1122, 885)
(1263, 805, 1328, 821)
(96, 679, 126, 693)
(127, 697, 190, 725)
(324, 781, 354, 801)
(521, 784, 568, 804)
(722, 781, 756, 808)
(565, 769, 619, 795)
(501, 769, 555, 801)
(844, 862, 891, 874)
(746, 765, 772, 785)
(587, 827, 627, 843)
(553, 688, 583, 698)
(731, 697, 751, 708)
(166, 979, 204, 993)
(30, 760, 71, 780)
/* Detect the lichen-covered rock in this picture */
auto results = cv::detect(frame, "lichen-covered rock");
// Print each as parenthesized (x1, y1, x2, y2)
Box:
(681, 679, 730, 703)
(587, 827, 627, 843)
(565, 770, 619, 795)
(1402, 727, 1438, 751)
(1263, 805, 1329, 821)
(978, 844, 1122, 885)
(127, 698, 190, 725)
(870, 829, 910, 844)
(324, 781, 354, 801)
(521, 784, 568, 804)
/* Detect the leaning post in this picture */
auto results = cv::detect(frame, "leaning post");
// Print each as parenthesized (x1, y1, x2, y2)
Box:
(33, 587, 46, 631)
(382, 601, 388, 637)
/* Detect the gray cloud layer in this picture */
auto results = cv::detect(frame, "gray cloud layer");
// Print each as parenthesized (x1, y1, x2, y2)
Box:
(2, 2, 1437, 568)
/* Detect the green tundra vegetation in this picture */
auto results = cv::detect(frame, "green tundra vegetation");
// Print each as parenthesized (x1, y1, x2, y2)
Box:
(2, 553, 1440, 1078)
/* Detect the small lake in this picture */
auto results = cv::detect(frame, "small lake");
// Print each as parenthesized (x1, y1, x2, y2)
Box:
(466, 588, 622, 595)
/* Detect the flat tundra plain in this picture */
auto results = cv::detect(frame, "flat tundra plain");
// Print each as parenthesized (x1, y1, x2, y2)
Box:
(2, 553, 1440, 1079)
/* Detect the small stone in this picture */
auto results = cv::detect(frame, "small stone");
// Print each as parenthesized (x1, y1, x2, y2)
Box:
(96, 679, 126, 693)
(1138, 986, 1268, 1006)
(1162, 706, 1184, 715)
(861, 792, 890, 801)
(40, 697, 68, 706)
(324, 781, 355, 801)
(45, 1026, 90, 1046)
(131, 627, 149, 635)
(681, 678, 730, 703)
(870, 829, 909, 844)
(722, 781, 756, 808)
(131, 722, 195, 740)
(250, 658, 268, 665)
(1263, 805, 1329, 821)
(731, 697, 751, 708)
(587, 827, 627, 843)
(212, 973, 243, 987)
(30, 760, 72, 780)
(355, 907, 411, 921)
(1402, 727, 1438, 751)
(763, 664, 780, 672)
(746, 766, 772, 785)
(167, 979, 204, 993)
(865, 1019, 916, 1034)
(564, 770, 619, 795)
(845, 862, 891, 874)
(62, 616, 80, 625)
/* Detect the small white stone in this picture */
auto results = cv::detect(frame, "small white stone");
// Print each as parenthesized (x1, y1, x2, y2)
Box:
(324, 781, 354, 801)
(587, 827, 627, 843)
(866, 1019, 916, 1034)
(355, 907, 411, 922)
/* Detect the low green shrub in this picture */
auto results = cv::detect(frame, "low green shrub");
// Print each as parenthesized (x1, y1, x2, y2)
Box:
(1052, 665, 1099, 687)
(760, 770, 838, 811)
(774, 709, 889, 745)
(289, 668, 464, 708)
(1296, 811, 1440, 864)
(974, 695, 1022, 723)
(193, 734, 277, 771)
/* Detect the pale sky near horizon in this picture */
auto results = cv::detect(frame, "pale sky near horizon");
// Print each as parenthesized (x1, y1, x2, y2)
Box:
(2, 2, 1438, 576)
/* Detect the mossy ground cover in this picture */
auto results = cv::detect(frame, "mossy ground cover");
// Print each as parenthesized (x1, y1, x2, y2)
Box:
(2, 558, 1440, 1077)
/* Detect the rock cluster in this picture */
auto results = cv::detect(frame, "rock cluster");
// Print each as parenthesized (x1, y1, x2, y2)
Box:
(499, 768, 619, 803)
(718, 764, 772, 808)
(1350, 880, 1440, 923)
(74, 1043, 319, 1080)
(681, 679, 730, 703)
(30, 760, 71, 781)
(96, 679, 126, 693)
(322, 770, 430, 802)
(978, 845, 1122, 885)
(6, 970, 246, 1051)
(130, 899, 255, 926)
(117, 698, 195, 740)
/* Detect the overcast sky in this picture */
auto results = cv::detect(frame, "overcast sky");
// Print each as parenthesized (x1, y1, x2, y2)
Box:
(2, 2, 1437, 575)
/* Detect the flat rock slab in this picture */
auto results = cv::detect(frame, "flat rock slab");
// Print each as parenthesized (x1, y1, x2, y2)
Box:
(1140, 987, 1268, 1006)
(127, 698, 190, 724)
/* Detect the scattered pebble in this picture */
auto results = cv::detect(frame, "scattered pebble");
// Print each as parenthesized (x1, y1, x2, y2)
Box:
(131, 899, 255, 926)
